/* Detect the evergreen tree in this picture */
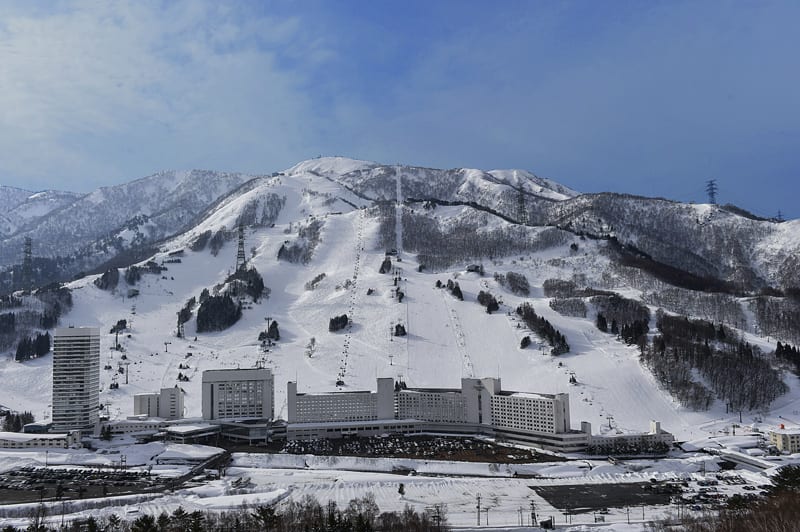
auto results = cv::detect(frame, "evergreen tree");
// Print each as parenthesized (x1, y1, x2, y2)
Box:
(596, 313, 608, 332)
(267, 320, 280, 341)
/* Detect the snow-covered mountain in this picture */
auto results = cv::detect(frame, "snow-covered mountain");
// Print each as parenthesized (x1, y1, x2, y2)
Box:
(0, 170, 266, 283)
(2, 157, 799, 445)
(0, 187, 83, 237)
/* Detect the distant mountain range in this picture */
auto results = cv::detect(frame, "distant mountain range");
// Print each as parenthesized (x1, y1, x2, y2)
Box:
(1, 158, 797, 295)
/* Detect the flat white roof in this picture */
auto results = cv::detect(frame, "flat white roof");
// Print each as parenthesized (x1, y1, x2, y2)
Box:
(288, 419, 417, 430)
(54, 326, 100, 337)
(165, 424, 219, 434)
(0, 432, 69, 442)
(771, 427, 800, 435)
(502, 392, 550, 400)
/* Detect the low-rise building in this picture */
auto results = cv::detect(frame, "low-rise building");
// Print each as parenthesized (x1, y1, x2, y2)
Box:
(0, 431, 81, 449)
(586, 420, 675, 454)
(769, 426, 800, 453)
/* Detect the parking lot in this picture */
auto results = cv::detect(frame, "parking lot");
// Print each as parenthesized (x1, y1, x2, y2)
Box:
(0, 466, 164, 504)
(531, 482, 674, 513)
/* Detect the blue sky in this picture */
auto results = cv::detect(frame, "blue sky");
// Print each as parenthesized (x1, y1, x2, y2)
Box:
(1, 1, 798, 219)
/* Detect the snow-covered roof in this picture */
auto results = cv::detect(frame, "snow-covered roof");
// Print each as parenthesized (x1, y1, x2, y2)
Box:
(770, 427, 800, 435)
(0, 432, 69, 442)
(164, 424, 218, 434)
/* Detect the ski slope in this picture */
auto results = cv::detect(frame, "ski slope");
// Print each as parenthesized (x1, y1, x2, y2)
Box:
(1, 162, 799, 443)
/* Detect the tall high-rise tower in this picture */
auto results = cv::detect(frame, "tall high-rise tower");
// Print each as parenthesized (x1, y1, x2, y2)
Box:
(52, 327, 100, 431)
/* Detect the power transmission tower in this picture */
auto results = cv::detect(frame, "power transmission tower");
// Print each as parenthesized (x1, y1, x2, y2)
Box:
(705, 179, 718, 204)
(517, 189, 529, 226)
(22, 237, 33, 292)
(776, 210, 784, 222)
(235, 223, 247, 272)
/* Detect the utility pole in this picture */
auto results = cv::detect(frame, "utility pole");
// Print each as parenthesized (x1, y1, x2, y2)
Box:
(124, 361, 130, 384)
(530, 499, 537, 526)
(476, 493, 481, 526)
(164, 341, 171, 353)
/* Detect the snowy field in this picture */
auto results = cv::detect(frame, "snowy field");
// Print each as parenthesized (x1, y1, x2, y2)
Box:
(2, 439, 798, 530)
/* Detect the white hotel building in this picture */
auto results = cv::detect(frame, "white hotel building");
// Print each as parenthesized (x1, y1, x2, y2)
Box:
(201, 368, 274, 421)
(193, 369, 672, 452)
(133, 386, 185, 420)
(287, 377, 595, 451)
(51, 327, 100, 432)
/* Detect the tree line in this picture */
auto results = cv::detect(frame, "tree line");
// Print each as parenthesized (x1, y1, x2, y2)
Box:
(639, 311, 787, 411)
(516, 303, 569, 355)
(18, 492, 451, 532)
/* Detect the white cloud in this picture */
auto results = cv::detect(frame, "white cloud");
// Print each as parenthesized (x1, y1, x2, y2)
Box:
(0, 1, 326, 190)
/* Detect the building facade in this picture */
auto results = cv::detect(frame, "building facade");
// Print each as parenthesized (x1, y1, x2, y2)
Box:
(133, 386, 185, 419)
(288, 378, 394, 423)
(286, 377, 598, 451)
(770, 426, 800, 453)
(201, 368, 274, 421)
(52, 327, 100, 432)
(0, 431, 81, 449)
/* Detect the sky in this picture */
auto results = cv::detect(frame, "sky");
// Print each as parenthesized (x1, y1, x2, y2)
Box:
(0, 0, 798, 219)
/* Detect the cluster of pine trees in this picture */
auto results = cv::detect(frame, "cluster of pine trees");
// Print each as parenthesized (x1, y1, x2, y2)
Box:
(776, 342, 800, 375)
(329, 314, 349, 332)
(1, 410, 34, 432)
(196, 295, 242, 333)
(515, 303, 569, 355)
(177, 297, 196, 326)
(379, 257, 392, 274)
(442, 279, 463, 300)
(93, 268, 119, 291)
(493, 271, 530, 296)
(549, 297, 587, 318)
(277, 219, 324, 264)
(15, 332, 51, 361)
(225, 267, 266, 302)
(596, 314, 649, 346)
(476, 290, 499, 313)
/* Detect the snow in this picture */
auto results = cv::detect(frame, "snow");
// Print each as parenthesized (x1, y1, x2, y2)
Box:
(156, 443, 224, 461)
(1, 157, 800, 526)
(1, 163, 796, 442)
(0, 432, 69, 442)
